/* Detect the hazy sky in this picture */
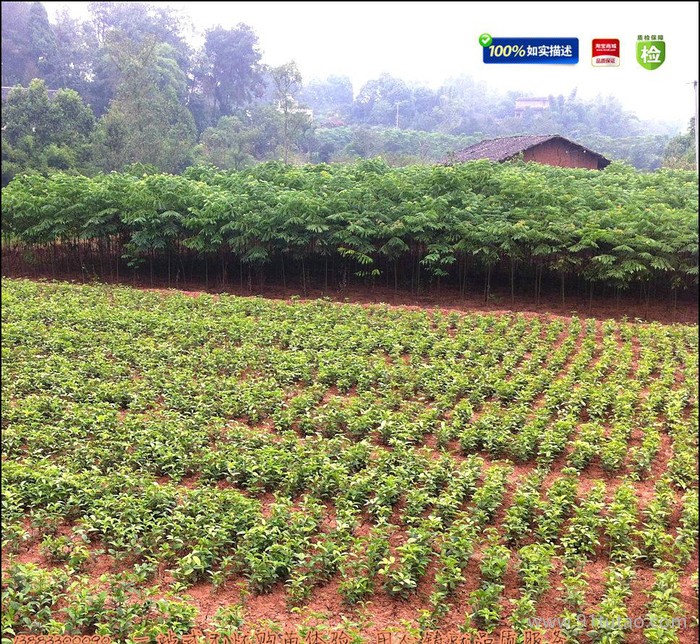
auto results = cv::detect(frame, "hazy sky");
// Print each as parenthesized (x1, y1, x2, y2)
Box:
(46, 1, 699, 129)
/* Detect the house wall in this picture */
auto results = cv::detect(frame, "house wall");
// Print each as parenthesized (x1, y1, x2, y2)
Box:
(523, 139, 601, 169)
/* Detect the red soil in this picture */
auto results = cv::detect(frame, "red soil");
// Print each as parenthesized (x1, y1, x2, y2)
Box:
(2, 276, 697, 641)
(3, 271, 697, 325)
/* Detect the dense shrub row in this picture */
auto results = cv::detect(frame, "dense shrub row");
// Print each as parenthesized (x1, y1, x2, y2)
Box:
(2, 160, 697, 298)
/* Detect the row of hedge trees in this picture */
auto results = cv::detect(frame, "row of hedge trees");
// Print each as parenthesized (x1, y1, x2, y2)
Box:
(2, 159, 697, 302)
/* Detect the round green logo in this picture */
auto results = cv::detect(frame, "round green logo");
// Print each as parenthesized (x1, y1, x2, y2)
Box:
(479, 33, 493, 48)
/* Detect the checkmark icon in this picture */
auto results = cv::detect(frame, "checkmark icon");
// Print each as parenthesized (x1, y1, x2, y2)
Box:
(479, 33, 493, 47)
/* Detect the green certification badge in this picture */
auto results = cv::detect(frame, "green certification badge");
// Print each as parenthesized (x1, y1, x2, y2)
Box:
(636, 35, 665, 70)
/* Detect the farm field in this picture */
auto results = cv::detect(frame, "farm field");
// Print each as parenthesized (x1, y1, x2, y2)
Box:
(1, 278, 698, 643)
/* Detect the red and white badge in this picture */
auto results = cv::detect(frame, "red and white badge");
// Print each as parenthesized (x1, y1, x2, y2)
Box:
(592, 38, 620, 67)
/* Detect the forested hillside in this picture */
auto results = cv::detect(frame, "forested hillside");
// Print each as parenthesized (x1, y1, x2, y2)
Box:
(1, 1, 695, 184)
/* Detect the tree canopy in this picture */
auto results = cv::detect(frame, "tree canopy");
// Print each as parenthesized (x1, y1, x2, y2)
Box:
(1, 1, 696, 178)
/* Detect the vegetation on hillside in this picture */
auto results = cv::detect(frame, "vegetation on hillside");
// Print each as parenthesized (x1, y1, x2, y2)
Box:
(1, 1, 695, 183)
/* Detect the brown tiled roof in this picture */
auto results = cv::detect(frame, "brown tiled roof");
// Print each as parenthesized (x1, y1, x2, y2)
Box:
(445, 135, 610, 165)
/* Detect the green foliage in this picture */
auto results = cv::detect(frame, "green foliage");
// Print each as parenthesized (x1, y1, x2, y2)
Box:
(1, 278, 697, 634)
(1, 2, 58, 87)
(468, 582, 505, 632)
(1, 1, 688, 175)
(643, 569, 684, 644)
(91, 36, 196, 174)
(203, 24, 265, 116)
(314, 126, 479, 164)
(587, 565, 636, 643)
(517, 543, 555, 598)
(197, 115, 258, 170)
(663, 119, 696, 170)
(605, 481, 641, 564)
(213, 604, 246, 634)
(1, 80, 96, 184)
(1, 562, 68, 636)
(3, 161, 697, 296)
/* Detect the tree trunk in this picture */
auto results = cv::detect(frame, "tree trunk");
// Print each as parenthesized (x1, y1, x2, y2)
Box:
(179, 255, 187, 289)
(561, 273, 565, 307)
(301, 257, 307, 295)
(415, 253, 421, 295)
(284, 107, 289, 164)
(461, 256, 469, 299)
(483, 265, 491, 303)
(533, 265, 538, 304)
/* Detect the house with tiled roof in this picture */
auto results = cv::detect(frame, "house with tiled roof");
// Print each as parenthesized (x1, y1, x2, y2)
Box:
(444, 135, 610, 170)
(514, 97, 550, 117)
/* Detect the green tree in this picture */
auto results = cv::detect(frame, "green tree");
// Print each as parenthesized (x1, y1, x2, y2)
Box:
(51, 8, 101, 101)
(1, 79, 96, 184)
(186, 49, 219, 133)
(1, 79, 52, 146)
(299, 75, 353, 119)
(1, 2, 59, 86)
(197, 115, 256, 170)
(245, 105, 284, 160)
(92, 35, 196, 173)
(86, 1, 191, 116)
(271, 61, 303, 163)
(663, 119, 696, 170)
(202, 24, 265, 116)
(88, 1, 190, 59)
(353, 74, 413, 127)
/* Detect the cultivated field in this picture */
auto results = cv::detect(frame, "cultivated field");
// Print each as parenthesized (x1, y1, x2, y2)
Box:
(1, 278, 698, 643)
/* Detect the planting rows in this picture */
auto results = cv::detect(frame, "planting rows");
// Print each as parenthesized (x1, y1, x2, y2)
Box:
(1, 279, 698, 642)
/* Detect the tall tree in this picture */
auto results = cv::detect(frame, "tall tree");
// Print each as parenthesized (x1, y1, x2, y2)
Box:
(245, 105, 285, 160)
(202, 24, 265, 116)
(1, 79, 52, 146)
(353, 74, 413, 127)
(186, 49, 219, 133)
(271, 61, 302, 163)
(87, 1, 190, 60)
(86, 2, 191, 116)
(663, 119, 696, 170)
(197, 115, 256, 170)
(1, 2, 59, 87)
(299, 75, 353, 119)
(92, 34, 196, 173)
(51, 8, 101, 102)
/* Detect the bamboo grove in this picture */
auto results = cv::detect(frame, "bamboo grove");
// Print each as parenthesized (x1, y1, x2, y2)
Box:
(1, 160, 697, 302)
